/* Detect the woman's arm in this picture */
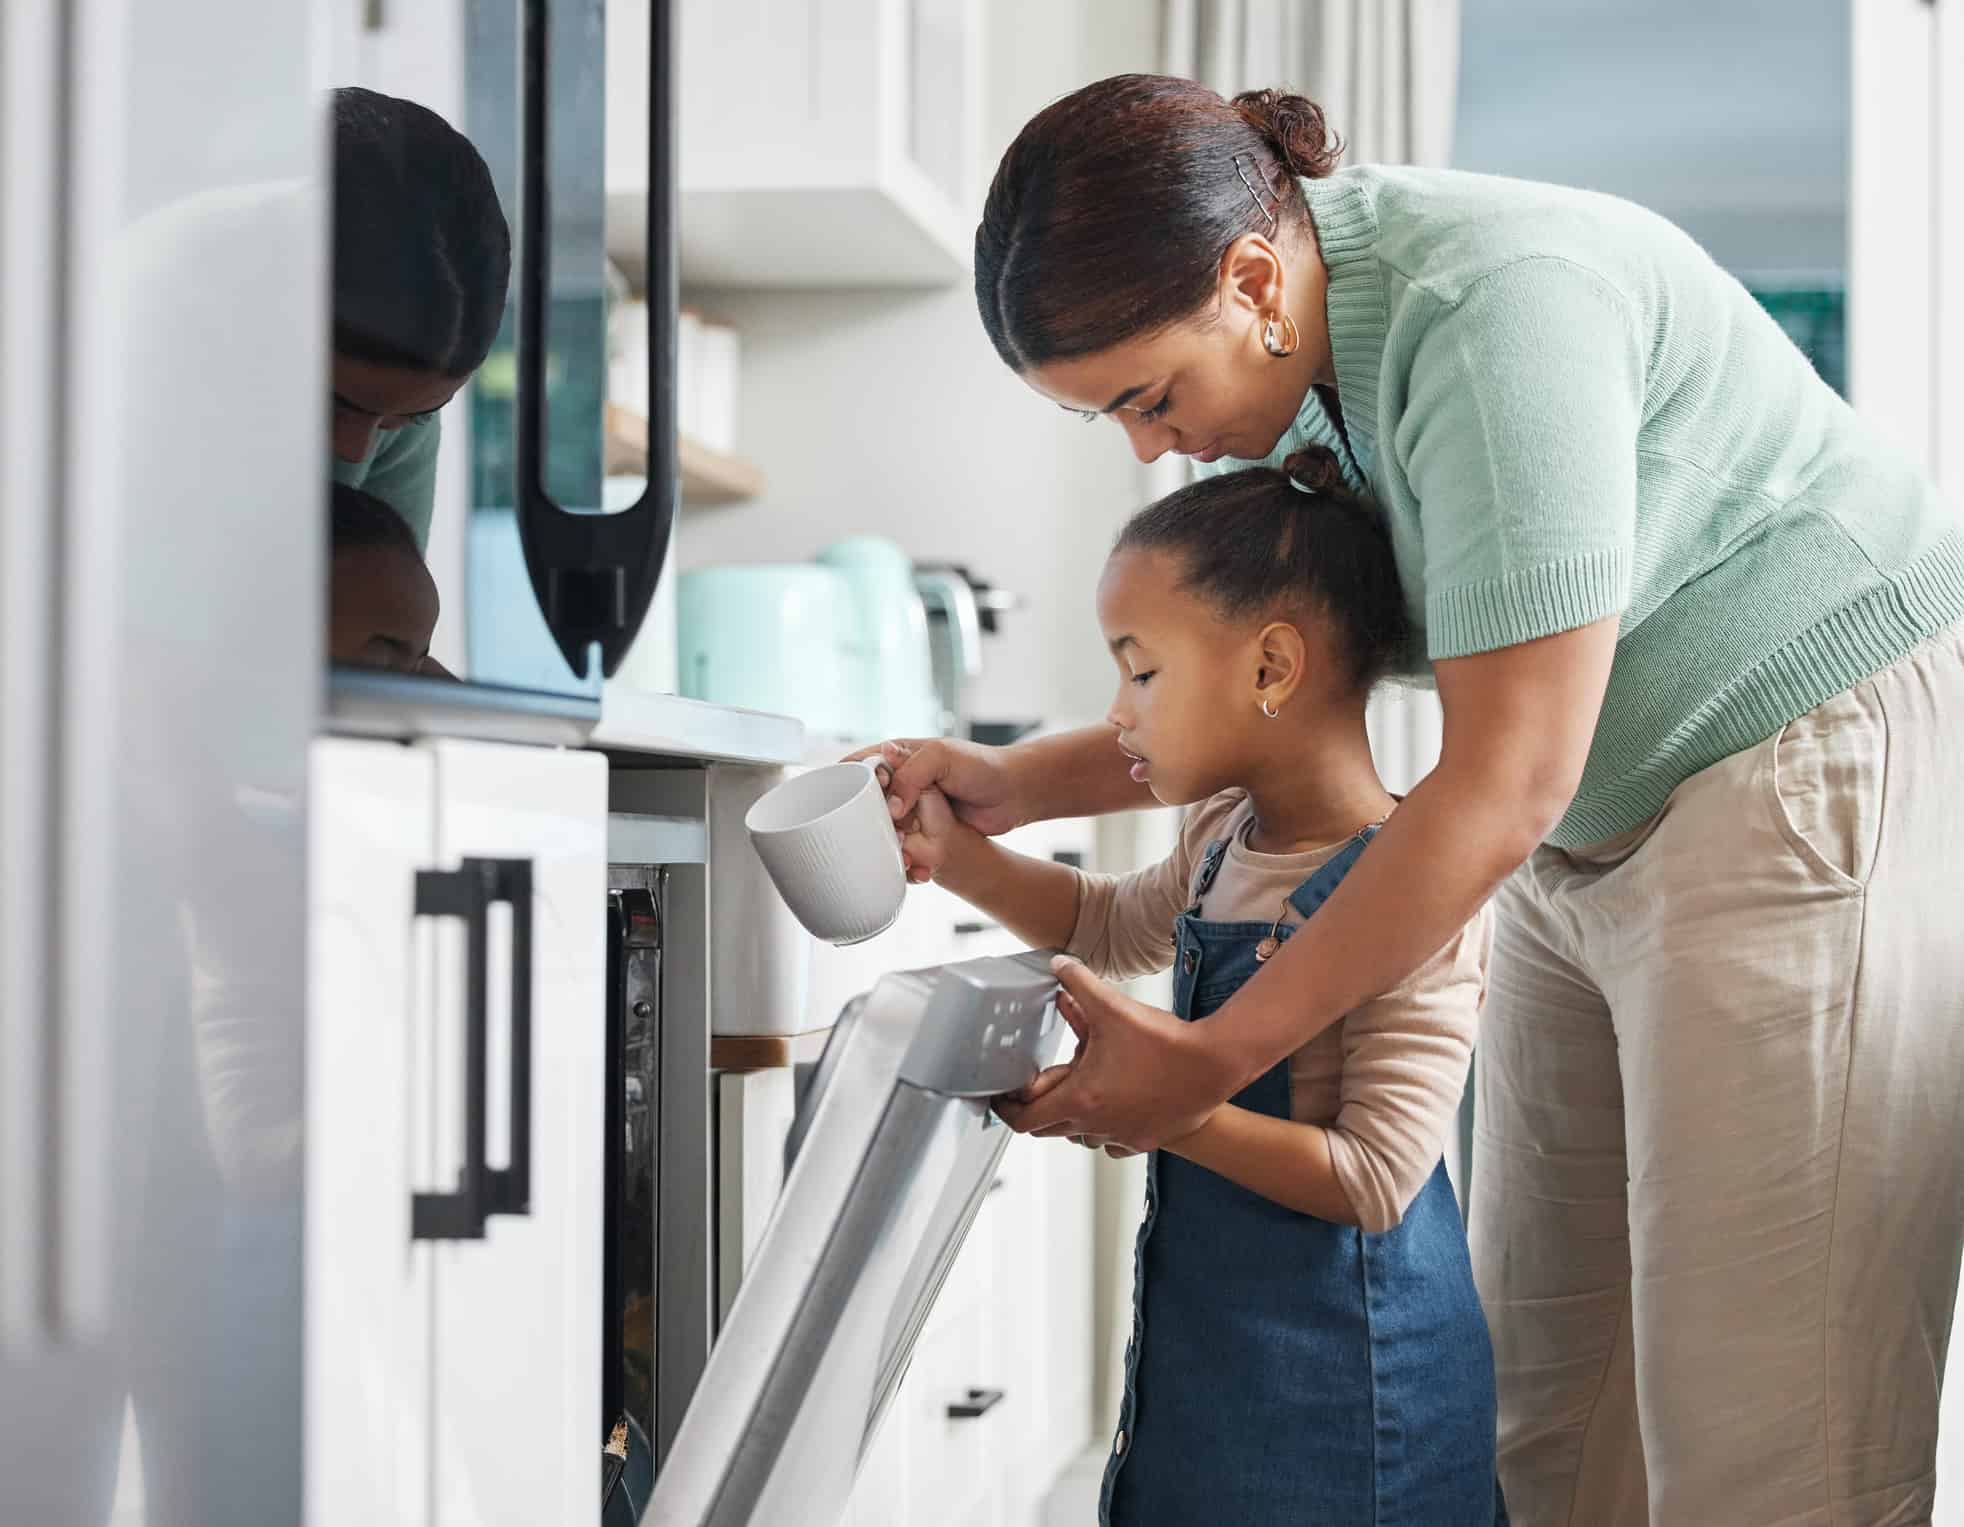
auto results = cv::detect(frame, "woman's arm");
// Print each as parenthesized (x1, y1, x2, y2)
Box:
(1203, 618, 1615, 1090)
(1096, 910, 1487, 1233)
(998, 617, 1618, 1149)
(1167, 1107, 1359, 1224)
(857, 727, 1155, 874)
(996, 724, 1160, 821)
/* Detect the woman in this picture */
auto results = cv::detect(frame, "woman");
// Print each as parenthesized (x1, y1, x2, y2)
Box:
(329, 85, 510, 547)
(875, 74, 1964, 1525)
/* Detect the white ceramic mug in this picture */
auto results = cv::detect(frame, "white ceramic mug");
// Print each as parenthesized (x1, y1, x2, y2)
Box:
(744, 760, 906, 945)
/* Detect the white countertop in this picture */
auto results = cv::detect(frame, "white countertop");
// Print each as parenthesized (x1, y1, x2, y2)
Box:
(590, 684, 805, 765)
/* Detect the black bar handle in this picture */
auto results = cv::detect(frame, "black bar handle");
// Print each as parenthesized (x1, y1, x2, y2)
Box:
(514, 0, 676, 681)
(412, 864, 491, 1240)
(483, 858, 534, 1218)
(412, 858, 536, 1240)
(947, 1387, 1006, 1420)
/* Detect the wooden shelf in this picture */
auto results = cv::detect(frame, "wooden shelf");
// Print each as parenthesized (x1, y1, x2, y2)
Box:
(710, 1026, 833, 1073)
(603, 402, 765, 506)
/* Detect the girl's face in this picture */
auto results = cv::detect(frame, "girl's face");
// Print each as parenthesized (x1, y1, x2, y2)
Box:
(1096, 547, 1278, 807)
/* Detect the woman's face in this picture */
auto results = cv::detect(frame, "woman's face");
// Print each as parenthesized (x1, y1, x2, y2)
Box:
(1019, 232, 1325, 467)
(330, 353, 465, 464)
(1026, 314, 1303, 467)
(1096, 546, 1269, 807)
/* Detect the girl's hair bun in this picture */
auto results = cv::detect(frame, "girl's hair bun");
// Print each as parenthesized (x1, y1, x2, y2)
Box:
(1282, 444, 1354, 498)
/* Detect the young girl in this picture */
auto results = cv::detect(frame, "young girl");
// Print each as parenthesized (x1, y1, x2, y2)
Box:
(899, 450, 1504, 1526)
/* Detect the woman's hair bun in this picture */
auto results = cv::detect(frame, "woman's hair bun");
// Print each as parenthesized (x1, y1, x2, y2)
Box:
(1282, 444, 1353, 498)
(1231, 88, 1342, 179)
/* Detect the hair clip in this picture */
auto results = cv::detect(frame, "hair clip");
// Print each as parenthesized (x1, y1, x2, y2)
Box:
(1233, 152, 1279, 235)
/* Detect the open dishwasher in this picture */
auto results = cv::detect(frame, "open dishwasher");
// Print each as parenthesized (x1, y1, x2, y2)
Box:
(643, 950, 1062, 1526)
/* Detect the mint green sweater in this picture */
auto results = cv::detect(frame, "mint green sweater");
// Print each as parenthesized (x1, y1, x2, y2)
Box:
(1209, 167, 1964, 847)
(331, 414, 439, 549)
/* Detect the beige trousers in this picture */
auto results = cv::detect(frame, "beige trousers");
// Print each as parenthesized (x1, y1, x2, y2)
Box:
(1469, 622, 1964, 1527)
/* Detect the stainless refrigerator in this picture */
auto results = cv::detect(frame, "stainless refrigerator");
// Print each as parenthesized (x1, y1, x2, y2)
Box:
(0, 0, 675, 1519)
(1, 1, 321, 1520)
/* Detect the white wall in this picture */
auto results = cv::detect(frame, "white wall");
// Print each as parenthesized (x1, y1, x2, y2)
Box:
(675, 0, 1159, 733)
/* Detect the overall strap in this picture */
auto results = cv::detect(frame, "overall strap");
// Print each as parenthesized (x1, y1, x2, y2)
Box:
(1188, 839, 1232, 904)
(1284, 823, 1381, 921)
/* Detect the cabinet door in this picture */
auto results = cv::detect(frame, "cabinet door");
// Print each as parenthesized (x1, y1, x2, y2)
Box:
(305, 739, 438, 1527)
(1039, 1142, 1096, 1485)
(424, 741, 608, 1526)
(714, 1067, 798, 1324)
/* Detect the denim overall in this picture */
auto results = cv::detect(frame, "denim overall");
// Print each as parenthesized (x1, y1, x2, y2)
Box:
(1100, 827, 1505, 1526)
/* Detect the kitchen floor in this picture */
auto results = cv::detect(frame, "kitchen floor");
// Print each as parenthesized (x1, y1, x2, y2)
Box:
(1046, 1446, 1107, 1525)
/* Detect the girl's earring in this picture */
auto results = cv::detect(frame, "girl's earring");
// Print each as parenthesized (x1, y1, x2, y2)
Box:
(1262, 311, 1300, 358)
(1261, 698, 1280, 719)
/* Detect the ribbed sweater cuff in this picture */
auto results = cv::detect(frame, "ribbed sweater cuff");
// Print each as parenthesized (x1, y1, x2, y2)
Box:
(1425, 548, 1632, 660)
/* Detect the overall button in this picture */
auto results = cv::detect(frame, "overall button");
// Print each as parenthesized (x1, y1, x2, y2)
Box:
(1181, 948, 1197, 974)
(1115, 1429, 1127, 1456)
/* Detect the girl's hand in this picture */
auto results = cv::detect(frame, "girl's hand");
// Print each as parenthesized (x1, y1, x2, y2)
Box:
(897, 786, 981, 883)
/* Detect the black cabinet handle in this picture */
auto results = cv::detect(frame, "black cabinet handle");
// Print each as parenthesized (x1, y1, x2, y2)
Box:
(515, 0, 675, 679)
(947, 1388, 1005, 1420)
(412, 858, 536, 1240)
(483, 859, 534, 1218)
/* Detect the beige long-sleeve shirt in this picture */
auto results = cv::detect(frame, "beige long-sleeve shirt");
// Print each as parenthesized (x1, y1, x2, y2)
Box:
(1066, 790, 1490, 1233)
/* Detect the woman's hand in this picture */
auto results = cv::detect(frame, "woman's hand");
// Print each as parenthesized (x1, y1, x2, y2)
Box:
(994, 956, 1235, 1152)
(850, 736, 1027, 833)
(848, 726, 1159, 880)
(847, 737, 1029, 881)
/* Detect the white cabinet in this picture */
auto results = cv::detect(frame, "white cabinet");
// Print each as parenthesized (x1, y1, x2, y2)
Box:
(1849, 0, 1964, 501)
(306, 738, 608, 1527)
(608, 0, 983, 287)
(306, 740, 437, 1527)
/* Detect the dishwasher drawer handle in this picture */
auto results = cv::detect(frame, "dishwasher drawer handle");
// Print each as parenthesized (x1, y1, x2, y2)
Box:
(411, 857, 536, 1240)
(947, 1387, 1006, 1420)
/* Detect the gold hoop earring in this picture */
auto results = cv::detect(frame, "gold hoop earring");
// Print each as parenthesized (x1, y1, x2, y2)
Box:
(1262, 312, 1300, 359)
(1261, 698, 1280, 719)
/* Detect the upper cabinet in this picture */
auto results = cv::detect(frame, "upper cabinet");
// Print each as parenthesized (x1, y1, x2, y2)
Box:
(607, 0, 982, 288)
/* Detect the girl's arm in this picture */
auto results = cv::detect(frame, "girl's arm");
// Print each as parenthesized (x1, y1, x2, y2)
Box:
(914, 792, 1082, 952)
(907, 788, 1220, 979)
(1166, 1108, 1359, 1224)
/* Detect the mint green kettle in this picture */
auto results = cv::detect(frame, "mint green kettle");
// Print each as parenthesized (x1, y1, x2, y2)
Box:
(817, 536, 940, 740)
